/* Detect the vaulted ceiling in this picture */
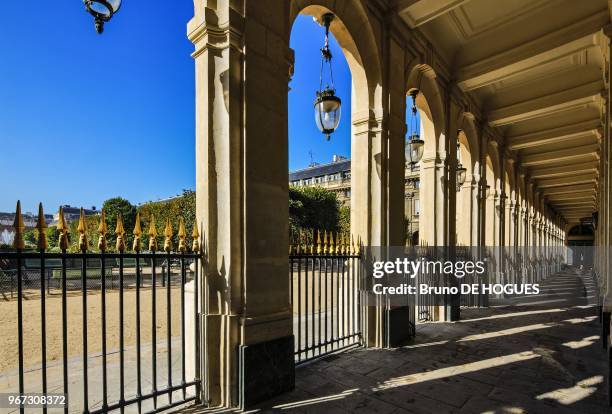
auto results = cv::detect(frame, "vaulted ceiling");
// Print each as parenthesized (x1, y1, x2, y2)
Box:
(397, 0, 610, 225)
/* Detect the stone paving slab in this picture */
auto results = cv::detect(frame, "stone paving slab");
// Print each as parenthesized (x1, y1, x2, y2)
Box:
(226, 269, 610, 414)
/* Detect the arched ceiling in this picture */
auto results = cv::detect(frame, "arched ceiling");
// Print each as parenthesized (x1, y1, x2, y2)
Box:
(396, 0, 609, 225)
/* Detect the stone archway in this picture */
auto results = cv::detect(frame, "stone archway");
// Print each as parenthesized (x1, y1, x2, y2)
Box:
(406, 64, 447, 246)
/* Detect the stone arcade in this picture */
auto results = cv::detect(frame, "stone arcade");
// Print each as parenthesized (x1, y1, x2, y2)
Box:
(187, 0, 611, 409)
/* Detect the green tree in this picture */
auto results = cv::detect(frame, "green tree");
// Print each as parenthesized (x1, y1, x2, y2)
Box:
(338, 205, 350, 235)
(102, 197, 137, 249)
(288, 186, 342, 232)
(24, 229, 37, 248)
(45, 226, 60, 250)
(138, 190, 196, 250)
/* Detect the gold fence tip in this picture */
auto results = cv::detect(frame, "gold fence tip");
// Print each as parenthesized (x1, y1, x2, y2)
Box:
(323, 230, 329, 254)
(78, 207, 88, 251)
(308, 229, 314, 254)
(57, 206, 69, 251)
(13, 200, 25, 249)
(164, 217, 173, 252)
(98, 210, 108, 234)
(36, 203, 48, 250)
(148, 214, 158, 251)
(98, 210, 107, 252)
(316, 230, 322, 255)
(192, 219, 200, 253)
(133, 212, 142, 235)
(334, 232, 340, 254)
(115, 213, 125, 252)
(297, 229, 304, 254)
(133, 212, 142, 252)
(178, 217, 186, 252)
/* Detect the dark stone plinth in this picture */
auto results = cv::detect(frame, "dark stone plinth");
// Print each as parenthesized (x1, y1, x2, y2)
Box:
(239, 335, 295, 409)
(388, 306, 415, 347)
(603, 311, 611, 349)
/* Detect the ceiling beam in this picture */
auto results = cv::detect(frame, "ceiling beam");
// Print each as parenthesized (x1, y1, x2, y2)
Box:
(537, 173, 597, 188)
(529, 161, 599, 179)
(521, 144, 600, 167)
(507, 119, 601, 150)
(396, 0, 470, 28)
(541, 184, 596, 195)
(546, 192, 596, 201)
(455, 12, 607, 91)
(487, 81, 602, 127)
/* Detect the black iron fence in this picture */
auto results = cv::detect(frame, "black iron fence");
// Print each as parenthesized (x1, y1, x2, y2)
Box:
(1, 202, 202, 414)
(289, 230, 363, 364)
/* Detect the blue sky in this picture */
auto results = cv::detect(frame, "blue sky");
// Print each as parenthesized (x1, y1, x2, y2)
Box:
(0, 5, 351, 214)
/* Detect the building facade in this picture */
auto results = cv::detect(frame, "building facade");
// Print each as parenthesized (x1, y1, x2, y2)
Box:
(290, 155, 422, 244)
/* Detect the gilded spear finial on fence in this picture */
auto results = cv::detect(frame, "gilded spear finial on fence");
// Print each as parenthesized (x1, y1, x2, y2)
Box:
(299, 229, 305, 255)
(148, 214, 158, 251)
(316, 230, 322, 255)
(133, 212, 142, 252)
(13, 200, 25, 249)
(57, 206, 69, 251)
(308, 229, 314, 254)
(330, 232, 336, 255)
(36, 202, 47, 250)
(192, 219, 200, 253)
(340, 232, 346, 255)
(323, 230, 329, 255)
(115, 214, 126, 252)
(351, 235, 356, 255)
(98, 210, 108, 252)
(178, 217, 187, 252)
(335, 232, 341, 254)
(77, 208, 88, 251)
(164, 217, 173, 252)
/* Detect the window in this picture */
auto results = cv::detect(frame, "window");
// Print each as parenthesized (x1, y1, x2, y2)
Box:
(414, 199, 420, 215)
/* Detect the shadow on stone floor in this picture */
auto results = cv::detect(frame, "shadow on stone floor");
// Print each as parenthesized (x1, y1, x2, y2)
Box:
(183, 270, 610, 414)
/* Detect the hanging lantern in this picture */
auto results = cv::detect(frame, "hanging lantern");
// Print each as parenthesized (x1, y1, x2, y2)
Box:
(84, 0, 122, 34)
(405, 90, 424, 164)
(314, 13, 341, 140)
(456, 163, 467, 187)
(456, 141, 467, 189)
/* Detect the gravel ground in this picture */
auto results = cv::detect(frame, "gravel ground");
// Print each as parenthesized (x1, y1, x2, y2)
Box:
(0, 286, 186, 373)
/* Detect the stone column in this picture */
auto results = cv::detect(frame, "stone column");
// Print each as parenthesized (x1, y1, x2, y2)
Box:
(470, 174, 481, 246)
(189, 2, 294, 408)
(507, 200, 516, 283)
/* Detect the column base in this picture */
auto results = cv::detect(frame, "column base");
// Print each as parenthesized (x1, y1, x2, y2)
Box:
(603, 311, 611, 350)
(239, 335, 295, 409)
(388, 306, 415, 347)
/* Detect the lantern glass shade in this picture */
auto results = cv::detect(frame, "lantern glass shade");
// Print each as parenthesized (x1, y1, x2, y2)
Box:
(86, 0, 121, 18)
(314, 93, 341, 135)
(456, 164, 467, 187)
(406, 134, 425, 164)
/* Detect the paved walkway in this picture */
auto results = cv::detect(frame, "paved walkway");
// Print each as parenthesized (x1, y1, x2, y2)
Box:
(235, 268, 609, 413)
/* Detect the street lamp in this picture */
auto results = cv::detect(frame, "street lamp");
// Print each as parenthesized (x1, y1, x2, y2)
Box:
(456, 141, 466, 189)
(314, 13, 341, 140)
(406, 90, 424, 165)
(456, 163, 467, 188)
(84, 0, 121, 34)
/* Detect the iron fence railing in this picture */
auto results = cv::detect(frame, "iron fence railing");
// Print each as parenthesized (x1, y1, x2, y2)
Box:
(289, 230, 362, 364)
(1, 202, 202, 414)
